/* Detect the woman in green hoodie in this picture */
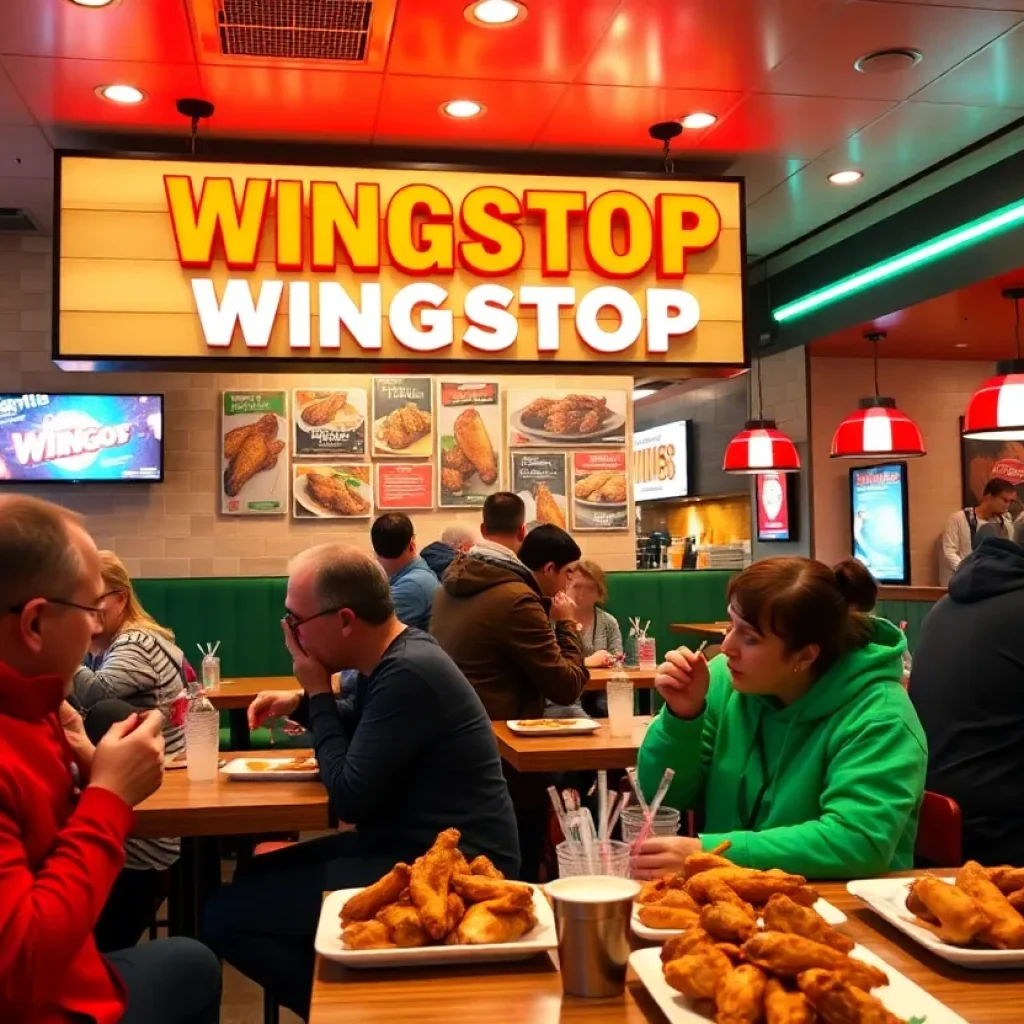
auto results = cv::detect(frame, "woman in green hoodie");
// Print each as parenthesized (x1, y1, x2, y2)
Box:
(635, 557, 927, 880)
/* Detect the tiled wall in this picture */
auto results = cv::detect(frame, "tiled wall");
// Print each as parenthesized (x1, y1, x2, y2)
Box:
(809, 355, 990, 585)
(0, 234, 637, 577)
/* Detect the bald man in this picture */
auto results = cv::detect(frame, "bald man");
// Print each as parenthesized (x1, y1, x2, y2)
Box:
(0, 495, 220, 1024)
(203, 543, 517, 1018)
(420, 522, 480, 579)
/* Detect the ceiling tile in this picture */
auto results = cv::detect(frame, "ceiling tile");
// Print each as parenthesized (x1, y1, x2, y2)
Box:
(0, 67, 34, 126)
(0, 175, 55, 230)
(877, 0, 1024, 10)
(534, 84, 743, 152)
(373, 76, 564, 148)
(0, 125, 53, 179)
(577, 0, 837, 91)
(914, 21, 1024, 107)
(727, 154, 810, 205)
(387, 0, 620, 83)
(763, 0, 1023, 101)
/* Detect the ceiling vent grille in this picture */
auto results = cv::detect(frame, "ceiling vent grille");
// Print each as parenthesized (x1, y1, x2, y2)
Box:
(215, 0, 373, 62)
(0, 208, 38, 233)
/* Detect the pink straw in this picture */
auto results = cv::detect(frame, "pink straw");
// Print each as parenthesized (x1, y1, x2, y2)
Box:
(631, 767, 676, 853)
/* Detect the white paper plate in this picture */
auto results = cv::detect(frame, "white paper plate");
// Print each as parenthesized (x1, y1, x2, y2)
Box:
(507, 718, 600, 735)
(631, 942, 967, 1023)
(848, 876, 1024, 969)
(220, 756, 320, 781)
(314, 885, 556, 967)
(631, 897, 847, 941)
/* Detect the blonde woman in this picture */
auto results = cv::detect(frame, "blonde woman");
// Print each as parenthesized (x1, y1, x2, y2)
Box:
(73, 551, 189, 951)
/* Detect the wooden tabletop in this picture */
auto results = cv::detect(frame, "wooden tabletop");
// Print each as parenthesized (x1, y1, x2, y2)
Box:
(668, 621, 730, 640)
(586, 668, 655, 691)
(492, 717, 651, 773)
(205, 676, 300, 711)
(308, 877, 1024, 1023)
(132, 749, 329, 839)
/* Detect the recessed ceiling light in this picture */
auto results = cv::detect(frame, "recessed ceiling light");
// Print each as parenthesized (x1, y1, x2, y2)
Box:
(955, 343, 968, 348)
(854, 48, 923, 75)
(680, 112, 717, 130)
(442, 99, 484, 119)
(828, 170, 863, 185)
(633, 388, 657, 400)
(68, 0, 117, 6)
(97, 84, 146, 105)
(465, 0, 526, 26)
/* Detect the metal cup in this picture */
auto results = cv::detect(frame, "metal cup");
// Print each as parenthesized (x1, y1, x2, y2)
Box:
(546, 876, 641, 998)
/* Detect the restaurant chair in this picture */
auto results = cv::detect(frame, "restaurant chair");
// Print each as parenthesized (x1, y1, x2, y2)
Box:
(915, 790, 963, 867)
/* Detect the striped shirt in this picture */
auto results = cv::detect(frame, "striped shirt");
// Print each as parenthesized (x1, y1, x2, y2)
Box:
(74, 629, 187, 871)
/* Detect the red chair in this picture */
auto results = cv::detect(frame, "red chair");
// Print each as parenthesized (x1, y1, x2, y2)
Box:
(915, 791, 962, 867)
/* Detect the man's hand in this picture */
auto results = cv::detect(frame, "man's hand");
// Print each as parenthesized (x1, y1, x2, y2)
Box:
(89, 711, 165, 808)
(281, 619, 334, 696)
(631, 836, 703, 880)
(248, 690, 303, 730)
(551, 592, 578, 623)
(585, 650, 615, 668)
(59, 700, 95, 775)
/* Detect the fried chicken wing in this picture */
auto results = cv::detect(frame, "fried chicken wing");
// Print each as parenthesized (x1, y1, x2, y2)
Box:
(763, 894, 854, 954)
(687, 876, 757, 917)
(638, 904, 701, 931)
(663, 947, 734, 1001)
(716, 964, 767, 1024)
(574, 471, 615, 499)
(765, 978, 817, 1024)
(224, 433, 271, 496)
(907, 877, 987, 945)
(798, 969, 900, 1024)
(578, 409, 603, 434)
(450, 874, 532, 906)
(441, 467, 466, 494)
(409, 828, 461, 940)
(1009, 890, 1024, 914)
(638, 874, 688, 904)
(742, 933, 887, 992)
(302, 393, 348, 426)
(905, 883, 939, 925)
(375, 904, 430, 948)
(561, 394, 608, 412)
(701, 901, 759, 944)
(543, 408, 586, 433)
(224, 412, 278, 459)
(987, 866, 1024, 895)
(447, 892, 465, 934)
(956, 860, 1024, 949)
(455, 896, 537, 945)
(534, 482, 565, 528)
(519, 398, 556, 427)
(379, 403, 432, 449)
(341, 863, 411, 924)
(468, 855, 504, 879)
(661, 928, 717, 963)
(342, 920, 397, 950)
(695, 868, 818, 908)
(306, 471, 370, 516)
(597, 474, 627, 503)
(683, 849, 737, 879)
(442, 444, 475, 475)
(655, 889, 703, 912)
(454, 408, 497, 484)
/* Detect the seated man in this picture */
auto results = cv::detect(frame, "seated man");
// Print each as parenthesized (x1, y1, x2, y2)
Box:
(420, 523, 479, 579)
(0, 495, 221, 1024)
(204, 544, 518, 1017)
(370, 512, 439, 630)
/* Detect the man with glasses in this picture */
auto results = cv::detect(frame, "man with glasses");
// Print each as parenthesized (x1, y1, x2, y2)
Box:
(0, 495, 221, 1024)
(203, 543, 518, 1018)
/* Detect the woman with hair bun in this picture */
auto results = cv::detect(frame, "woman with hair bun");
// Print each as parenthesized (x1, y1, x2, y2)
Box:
(634, 557, 926, 880)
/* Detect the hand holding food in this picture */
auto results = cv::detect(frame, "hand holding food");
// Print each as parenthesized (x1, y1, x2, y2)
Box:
(248, 689, 302, 730)
(89, 711, 165, 807)
(550, 591, 578, 623)
(656, 647, 711, 719)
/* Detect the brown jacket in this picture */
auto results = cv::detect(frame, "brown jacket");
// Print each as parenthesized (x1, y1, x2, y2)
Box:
(430, 547, 588, 722)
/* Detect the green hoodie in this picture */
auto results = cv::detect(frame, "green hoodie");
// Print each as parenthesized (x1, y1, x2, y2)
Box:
(637, 617, 927, 878)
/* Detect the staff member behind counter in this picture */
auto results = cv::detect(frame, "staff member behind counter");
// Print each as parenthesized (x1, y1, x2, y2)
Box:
(940, 478, 1017, 586)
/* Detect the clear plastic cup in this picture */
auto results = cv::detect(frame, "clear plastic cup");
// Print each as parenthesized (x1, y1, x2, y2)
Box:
(201, 655, 221, 691)
(606, 674, 634, 738)
(638, 637, 657, 670)
(618, 805, 682, 845)
(185, 697, 220, 782)
(556, 839, 632, 879)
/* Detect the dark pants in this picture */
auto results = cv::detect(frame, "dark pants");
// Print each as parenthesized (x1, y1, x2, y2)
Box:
(106, 937, 221, 1024)
(202, 832, 397, 1019)
(95, 867, 169, 953)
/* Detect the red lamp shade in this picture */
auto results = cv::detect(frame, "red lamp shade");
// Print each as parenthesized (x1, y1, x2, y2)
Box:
(830, 397, 926, 459)
(963, 360, 1024, 440)
(722, 419, 801, 474)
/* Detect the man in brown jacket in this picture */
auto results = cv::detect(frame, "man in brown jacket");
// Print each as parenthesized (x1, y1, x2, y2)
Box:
(431, 493, 588, 878)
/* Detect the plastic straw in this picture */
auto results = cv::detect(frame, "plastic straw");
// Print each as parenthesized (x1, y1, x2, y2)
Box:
(547, 785, 572, 843)
(607, 792, 629, 838)
(626, 767, 650, 817)
(196, 644, 206, 661)
(597, 771, 609, 872)
(211, 641, 221, 657)
(632, 767, 676, 852)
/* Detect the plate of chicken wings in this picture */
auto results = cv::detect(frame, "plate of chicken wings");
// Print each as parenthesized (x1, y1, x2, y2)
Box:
(314, 828, 556, 967)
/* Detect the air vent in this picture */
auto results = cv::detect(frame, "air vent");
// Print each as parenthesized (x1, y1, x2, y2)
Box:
(216, 0, 373, 62)
(0, 208, 39, 233)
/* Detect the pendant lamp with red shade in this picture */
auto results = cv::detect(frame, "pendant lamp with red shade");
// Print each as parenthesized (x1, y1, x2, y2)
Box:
(963, 288, 1024, 441)
(722, 357, 801, 474)
(830, 331, 926, 459)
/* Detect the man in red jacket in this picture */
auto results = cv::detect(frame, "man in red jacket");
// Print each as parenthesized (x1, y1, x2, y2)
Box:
(0, 495, 221, 1024)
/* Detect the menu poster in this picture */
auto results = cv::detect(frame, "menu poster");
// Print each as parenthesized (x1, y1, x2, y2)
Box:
(221, 391, 288, 515)
(571, 451, 629, 531)
(372, 377, 434, 458)
(376, 463, 434, 510)
(756, 471, 791, 542)
(507, 389, 627, 447)
(437, 380, 503, 508)
(511, 452, 568, 531)
(293, 463, 373, 519)
(292, 387, 367, 457)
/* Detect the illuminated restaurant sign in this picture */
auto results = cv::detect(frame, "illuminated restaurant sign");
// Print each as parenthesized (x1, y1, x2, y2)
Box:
(56, 155, 744, 366)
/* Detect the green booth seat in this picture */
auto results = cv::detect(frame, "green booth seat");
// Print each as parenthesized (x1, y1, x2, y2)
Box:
(875, 598, 938, 654)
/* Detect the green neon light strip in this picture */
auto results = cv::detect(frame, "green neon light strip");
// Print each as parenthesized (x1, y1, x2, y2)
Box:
(772, 195, 1024, 323)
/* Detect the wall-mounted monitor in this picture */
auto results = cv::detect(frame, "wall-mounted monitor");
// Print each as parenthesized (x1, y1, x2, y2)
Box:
(633, 420, 689, 502)
(756, 471, 797, 542)
(0, 393, 164, 483)
(849, 461, 910, 585)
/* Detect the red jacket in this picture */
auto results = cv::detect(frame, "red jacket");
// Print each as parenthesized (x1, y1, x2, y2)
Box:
(0, 659, 133, 1023)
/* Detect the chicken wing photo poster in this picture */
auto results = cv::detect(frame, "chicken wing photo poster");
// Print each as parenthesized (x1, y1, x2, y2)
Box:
(292, 387, 367, 458)
(293, 463, 373, 519)
(437, 381, 503, 508)
(372, 377, 434, 458)
(507, 390, 627, 447)
(571, 451, 629, 531)
(511, 452, 568, 531)
(220, 391, 289, 515)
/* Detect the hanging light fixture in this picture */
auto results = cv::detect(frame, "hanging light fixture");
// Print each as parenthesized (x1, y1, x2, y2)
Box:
(722, 356, 801, 474)
(963, 287, 1024, 440)
(830, 331, 926, 459)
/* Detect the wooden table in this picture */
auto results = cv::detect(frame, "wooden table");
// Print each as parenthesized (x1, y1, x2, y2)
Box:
(586, 668, 655, 691)
(669, 621, 730, 640)
(492, 717, 651, 773)
(308, 878, 1024, 1023)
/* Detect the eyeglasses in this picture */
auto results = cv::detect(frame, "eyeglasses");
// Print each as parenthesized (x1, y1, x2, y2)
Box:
(7, 597, 105, 617)
(283, 606, 345, 656)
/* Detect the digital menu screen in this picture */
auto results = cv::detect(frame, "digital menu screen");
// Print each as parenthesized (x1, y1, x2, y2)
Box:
(0, 394, 164, 483)
(756, 471, 792, 542)
(633, 420, 689, 502)
(849, 461, 910, 584)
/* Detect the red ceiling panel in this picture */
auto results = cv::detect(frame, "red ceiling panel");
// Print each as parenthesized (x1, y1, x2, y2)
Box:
(386, 0, 620, 83)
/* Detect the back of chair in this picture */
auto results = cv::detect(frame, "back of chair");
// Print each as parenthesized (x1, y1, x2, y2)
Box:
(916, 790, 963, 867)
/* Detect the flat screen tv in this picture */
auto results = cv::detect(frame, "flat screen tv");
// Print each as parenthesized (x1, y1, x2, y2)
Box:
(756, 471, 797, 542)
(849, 461, 910, 585)
(0, 393, 164, 483)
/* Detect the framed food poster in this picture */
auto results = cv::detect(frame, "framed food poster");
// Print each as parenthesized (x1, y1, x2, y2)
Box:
(507, 390, 627, 447)
(511, 452, 568, 530)
(292, 387, 367, 458)
(376, 464, 434, 510)
(293, 463, 373, 520)
(571, 452, 628, 531)
(221, 391, 288, 515)
(437, 381, 503, 507)
(960, 416, 1024, 514)
(372, 377, 434, 458)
